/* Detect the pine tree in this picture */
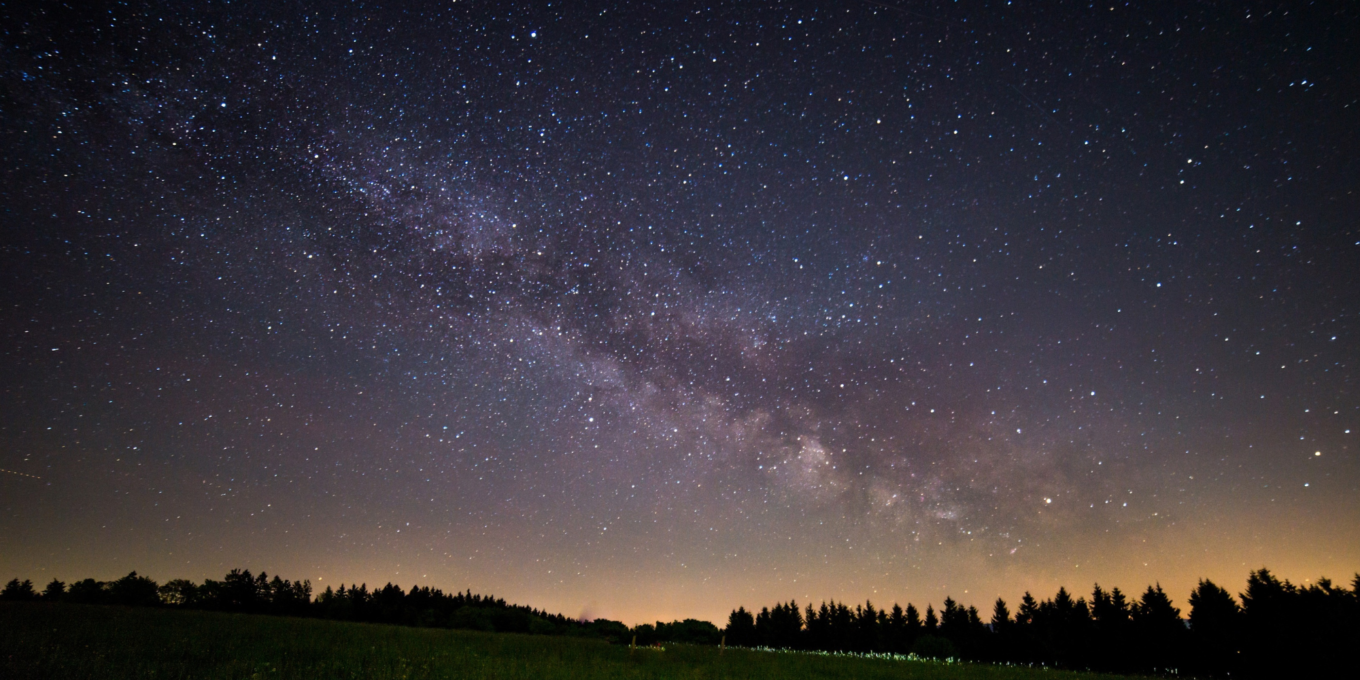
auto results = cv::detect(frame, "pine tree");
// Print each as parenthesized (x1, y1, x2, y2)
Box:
(1241, 568, 1292, 624)
(905, 602, 921, 630)
(1188, 579, 1238, 632)
(1090, 583, 1132, 628)
(1016, 591, 1038, 626)
(1110, 587, 1129, 618)
(879, 603, 899, 652)
(833, 601, 854, 651)
(1134, 584, 1181, 626)
(806, 603, 829, 650)
(987, 597, 1013, 662)
(1087, 583, 1132, 672)
(804, 603, 818, 649)
(857, 601, 880, 651)
(990, 597, 1010, 629)
(724, 606, 756, 647)
(1132, 584, 1184, 673)
(1188, 579, 1240, 676)
(772, 601, 803, 649)
(1052, 586, 1075, 621)
(939, 597, 967, 641)
(754, 606, 772, 646)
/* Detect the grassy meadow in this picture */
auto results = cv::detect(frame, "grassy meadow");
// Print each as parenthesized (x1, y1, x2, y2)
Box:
(1, 602, 1139, 680)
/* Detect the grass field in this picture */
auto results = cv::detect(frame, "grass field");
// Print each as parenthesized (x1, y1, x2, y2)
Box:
(1, 602, 1138, 679)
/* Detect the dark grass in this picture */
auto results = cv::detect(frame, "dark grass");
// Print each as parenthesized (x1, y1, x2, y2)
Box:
(1, 602, 1141, 679)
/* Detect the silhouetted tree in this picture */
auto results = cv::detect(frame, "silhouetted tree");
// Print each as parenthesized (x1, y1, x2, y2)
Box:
(1016, 591, 1038, 625)
(814, 600, 855, 651)
(990, 597, 1010, 629)
(804, 602, 828, 649)
(202, 568, 263, 611)
(65, 578, 106, 604)
(987, 597, 1013, 661)
(1027, 587, 1090, 667)
(904, 602, 922, 629)
(42, 578, 66, 600)
(754, 606, 772, 645)
(159, 579, 200, 607)
(938, 596, 979, 656)
(754, 602, 800, 648)
(1237, 568, 1360, 678)
(1188, 578, 1240, 677)
(939, 597, 965, 637)
(1132, 584, 1185, 673)
(1, 578, 36, 601)
(6, 563, 1357, 677)
(768, 601, 803, 649)
(724, 606, 756, 647)
(854, 601, 879, 651)
(109, 571, 160, 607)
(652, 618, 721, 644)
(587, 618, 630, 643)
(886, 603, 906, 652)
(1089, 584, 1132, 671)
(262, 575, 311, 617)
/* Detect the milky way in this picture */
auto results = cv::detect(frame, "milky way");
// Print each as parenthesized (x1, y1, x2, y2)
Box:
(2, 1, 1357, 624)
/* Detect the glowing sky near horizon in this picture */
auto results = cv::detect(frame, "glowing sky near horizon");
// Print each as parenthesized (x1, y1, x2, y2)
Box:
(1, 0, 1357, 625)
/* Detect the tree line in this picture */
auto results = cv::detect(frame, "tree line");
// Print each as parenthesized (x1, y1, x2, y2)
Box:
(723, 569, 1357, 677)
(4, 566, 1355, 677)
(0, 568, 634, 642)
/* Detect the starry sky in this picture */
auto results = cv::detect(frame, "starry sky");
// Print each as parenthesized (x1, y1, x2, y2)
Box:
(2, 0, 1357, 625)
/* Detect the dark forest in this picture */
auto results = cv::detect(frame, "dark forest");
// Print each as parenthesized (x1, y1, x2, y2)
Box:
(4, 567, 1355, 678)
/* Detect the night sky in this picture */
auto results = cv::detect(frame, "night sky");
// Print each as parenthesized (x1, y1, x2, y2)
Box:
(2, 1, 1357, 626)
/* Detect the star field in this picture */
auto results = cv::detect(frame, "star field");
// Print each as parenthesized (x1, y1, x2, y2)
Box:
(2, 1, 1357, 624)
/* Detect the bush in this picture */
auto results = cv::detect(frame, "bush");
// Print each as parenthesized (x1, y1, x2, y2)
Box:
(911, 634, 957, 660)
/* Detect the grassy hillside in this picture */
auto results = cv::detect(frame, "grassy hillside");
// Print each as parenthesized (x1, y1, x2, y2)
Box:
(1, 602, 1138, 679)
